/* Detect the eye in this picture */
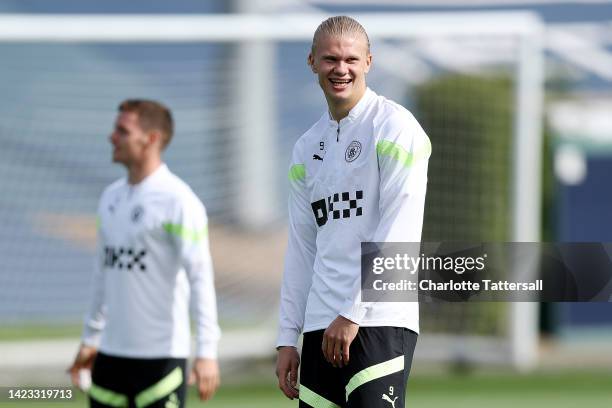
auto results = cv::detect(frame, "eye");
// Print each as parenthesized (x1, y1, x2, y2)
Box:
(115, 127, 129, 137)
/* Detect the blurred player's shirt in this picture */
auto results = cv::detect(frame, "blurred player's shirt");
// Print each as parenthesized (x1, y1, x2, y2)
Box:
(82, 164, 220, 359)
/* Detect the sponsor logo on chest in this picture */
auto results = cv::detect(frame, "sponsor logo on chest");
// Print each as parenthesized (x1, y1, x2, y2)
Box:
(104, 246, 147, 272)
(311, 190, 364, 227)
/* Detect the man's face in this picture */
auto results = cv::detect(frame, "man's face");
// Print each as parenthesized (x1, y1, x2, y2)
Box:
(308, 33, 372, 112)
(109, 111, 149, 166)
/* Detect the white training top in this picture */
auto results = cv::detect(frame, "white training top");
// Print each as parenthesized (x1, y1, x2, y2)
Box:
(277, 88, 431, 347)
(82, 164, 221, 359)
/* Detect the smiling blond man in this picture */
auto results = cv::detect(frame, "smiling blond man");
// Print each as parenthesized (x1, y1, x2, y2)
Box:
(276, 16, 431, 408)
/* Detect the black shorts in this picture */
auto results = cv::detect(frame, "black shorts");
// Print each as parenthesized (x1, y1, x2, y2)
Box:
(89, 352, 187, 408)
(299, 326, 417, 408)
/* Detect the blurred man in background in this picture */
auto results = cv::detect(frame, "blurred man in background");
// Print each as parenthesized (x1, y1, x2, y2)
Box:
(276, 16, 430, 408)
(69, 99, 221, 407)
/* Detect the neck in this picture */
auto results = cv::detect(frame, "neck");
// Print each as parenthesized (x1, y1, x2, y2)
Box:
(327, 87, 367, 123)
(127, 157, 162, 185)
(329, 104, 351, 122)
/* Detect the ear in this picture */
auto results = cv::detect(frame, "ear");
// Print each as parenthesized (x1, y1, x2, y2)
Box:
(308, 53, 317, 73)
(364, 53, 372, 74)
(146, 130, 163, 150)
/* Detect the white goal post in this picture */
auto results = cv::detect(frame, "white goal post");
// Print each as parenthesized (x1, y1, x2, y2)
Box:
(0, 12, 543, 370)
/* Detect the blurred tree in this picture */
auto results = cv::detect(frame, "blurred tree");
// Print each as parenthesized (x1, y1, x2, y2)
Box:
(414, 74, 514, 340)
(416, 74, 512, 242)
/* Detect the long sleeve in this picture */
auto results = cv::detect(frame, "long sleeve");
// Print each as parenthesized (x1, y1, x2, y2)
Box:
(372, 112, 431, 242)
(81, 214, 107, 347)
(169, 197, 221, 359)
(277, 145, 317, 347)
(339, 111, 431, 322)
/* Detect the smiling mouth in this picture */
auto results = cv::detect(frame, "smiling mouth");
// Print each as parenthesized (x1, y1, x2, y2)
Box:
(329, 78, 352, 88)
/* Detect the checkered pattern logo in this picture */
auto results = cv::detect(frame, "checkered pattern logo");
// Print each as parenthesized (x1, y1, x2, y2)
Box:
(311, 190, 363, 227)
(104, 246, 147, 272)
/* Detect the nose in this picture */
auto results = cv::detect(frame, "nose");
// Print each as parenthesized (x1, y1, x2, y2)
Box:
(333, 61, 348, 75)
(109, 132, 118, 145)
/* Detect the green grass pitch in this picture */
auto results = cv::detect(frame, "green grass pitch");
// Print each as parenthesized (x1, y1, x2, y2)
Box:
(2, 370, 611, 407)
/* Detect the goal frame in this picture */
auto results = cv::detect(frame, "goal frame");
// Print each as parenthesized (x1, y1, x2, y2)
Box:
(0, 11, 544, 370)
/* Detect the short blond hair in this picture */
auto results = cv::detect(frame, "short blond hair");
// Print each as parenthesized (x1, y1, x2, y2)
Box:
(311, 16, 370, 54)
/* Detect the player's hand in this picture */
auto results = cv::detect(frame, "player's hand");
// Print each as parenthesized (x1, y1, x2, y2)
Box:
(275, 346, 300, 400)
(68, 344, 97, 388)
(322, 315, 359, 368)
(190, 358, 220, 401)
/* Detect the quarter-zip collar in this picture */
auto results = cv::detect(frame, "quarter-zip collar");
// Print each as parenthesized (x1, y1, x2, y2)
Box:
(127, 163, 169, 193)
(326, 87, 375, 128)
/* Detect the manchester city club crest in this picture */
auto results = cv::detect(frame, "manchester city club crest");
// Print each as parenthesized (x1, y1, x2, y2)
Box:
(131, 205, 144, 223)
(345, 141, 362, 162)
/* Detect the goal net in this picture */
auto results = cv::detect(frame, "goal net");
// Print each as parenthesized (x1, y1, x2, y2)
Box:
(0, 12, 543, 369)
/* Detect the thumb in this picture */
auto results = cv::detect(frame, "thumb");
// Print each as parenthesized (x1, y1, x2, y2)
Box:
(188, 369, 196, 386)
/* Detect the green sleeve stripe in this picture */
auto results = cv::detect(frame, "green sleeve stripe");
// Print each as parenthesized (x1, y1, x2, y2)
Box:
(134, 366, 183, 408)
(345, 355, 404, 401)
(299, 384, 341, 408)
(89, 383, 128, 408)
(288, 164, 306, 182)
(163, 223, 208, 243)
(376, 138, 431, 168)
